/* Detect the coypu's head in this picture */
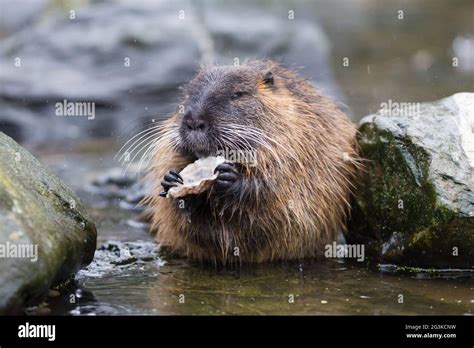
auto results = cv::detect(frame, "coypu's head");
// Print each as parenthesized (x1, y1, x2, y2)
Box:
(176, 63, 275, 158)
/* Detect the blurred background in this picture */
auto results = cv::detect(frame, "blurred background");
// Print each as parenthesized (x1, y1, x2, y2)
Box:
(0, 0, 472, 149)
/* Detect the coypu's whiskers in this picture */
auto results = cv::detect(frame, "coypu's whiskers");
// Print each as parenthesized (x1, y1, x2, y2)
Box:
(124, 131, 168, 175)
(218, 123, 285, 167)
(115, 124, 167, 162)
(115, 120, 179, 176)
(118, 128, 164, 165)
(224, 123, 305, 170)
(137, 125, 180, 175)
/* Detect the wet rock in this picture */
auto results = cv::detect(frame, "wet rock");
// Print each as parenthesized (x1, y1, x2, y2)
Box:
(87, 167, 136, 200)
(0, 132, 97, 313)
(0, 0, 338, 145)
(350, 93, 474, 268)
(0, 0, 48, 36)
(77, 240, 162, 278)
(92, 167, 137, 188)
(86, 167, 148, 212)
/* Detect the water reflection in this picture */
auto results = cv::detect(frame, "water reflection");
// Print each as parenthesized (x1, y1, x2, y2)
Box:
(45, 258, 473, 315)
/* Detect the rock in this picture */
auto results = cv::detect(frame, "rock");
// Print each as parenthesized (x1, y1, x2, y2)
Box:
(0, 0, 48, 36)
(0, 132, 97, 313)
(77, 241, 162, 278)
(350, 93, 474, 268)
(85, 166, 149, 212)
(0, 0, 339, 145)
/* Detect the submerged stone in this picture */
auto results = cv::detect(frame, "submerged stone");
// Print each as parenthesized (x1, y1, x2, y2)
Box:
(350, 93, 474, 268)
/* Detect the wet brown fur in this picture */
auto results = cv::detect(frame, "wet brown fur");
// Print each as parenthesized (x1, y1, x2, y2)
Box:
(144, 60, 361, 265)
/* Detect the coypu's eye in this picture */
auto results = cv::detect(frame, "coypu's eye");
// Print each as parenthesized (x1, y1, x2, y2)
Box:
(231, 91, 247, 100)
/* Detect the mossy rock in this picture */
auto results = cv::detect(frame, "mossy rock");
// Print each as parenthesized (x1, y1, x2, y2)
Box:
(0, 132, 97, 313)
(350, 93, 474, 268)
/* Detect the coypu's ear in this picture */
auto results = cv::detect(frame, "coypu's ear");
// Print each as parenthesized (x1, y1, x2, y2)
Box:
(262, 71, 274, 85)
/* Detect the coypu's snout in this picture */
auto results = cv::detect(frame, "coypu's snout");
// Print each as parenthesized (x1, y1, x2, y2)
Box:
(180, 106, 212, 155)
(184, 108, 208, 132)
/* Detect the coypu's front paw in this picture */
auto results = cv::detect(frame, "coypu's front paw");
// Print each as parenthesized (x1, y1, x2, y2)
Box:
(214, 162, 239, 192)
(159, 170, 183, 197)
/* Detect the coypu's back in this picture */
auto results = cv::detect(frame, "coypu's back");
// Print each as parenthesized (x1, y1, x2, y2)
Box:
(145, 59, 361, 265)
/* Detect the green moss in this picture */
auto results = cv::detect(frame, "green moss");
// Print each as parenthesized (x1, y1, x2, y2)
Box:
(356, 123, 440, 234)
(409, 229, 433, 248)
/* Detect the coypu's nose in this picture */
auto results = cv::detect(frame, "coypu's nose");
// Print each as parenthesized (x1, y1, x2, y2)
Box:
(184, 109, 207, 131)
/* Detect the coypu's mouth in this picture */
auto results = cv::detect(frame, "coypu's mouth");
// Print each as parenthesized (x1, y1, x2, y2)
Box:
(179, 130, 216, 159)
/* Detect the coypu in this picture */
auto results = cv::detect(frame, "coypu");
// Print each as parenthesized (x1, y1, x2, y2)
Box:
(144, 59, 361, 265)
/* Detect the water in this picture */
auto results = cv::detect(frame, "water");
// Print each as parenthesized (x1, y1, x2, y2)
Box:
(33, 145, 473, 316)
(46, 256, 474, 316)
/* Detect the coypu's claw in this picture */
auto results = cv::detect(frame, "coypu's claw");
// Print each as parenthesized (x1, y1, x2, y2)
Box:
(160, 170, 183, 197)
(166, 170, 184, 184)
(214, 162, 239, 191)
